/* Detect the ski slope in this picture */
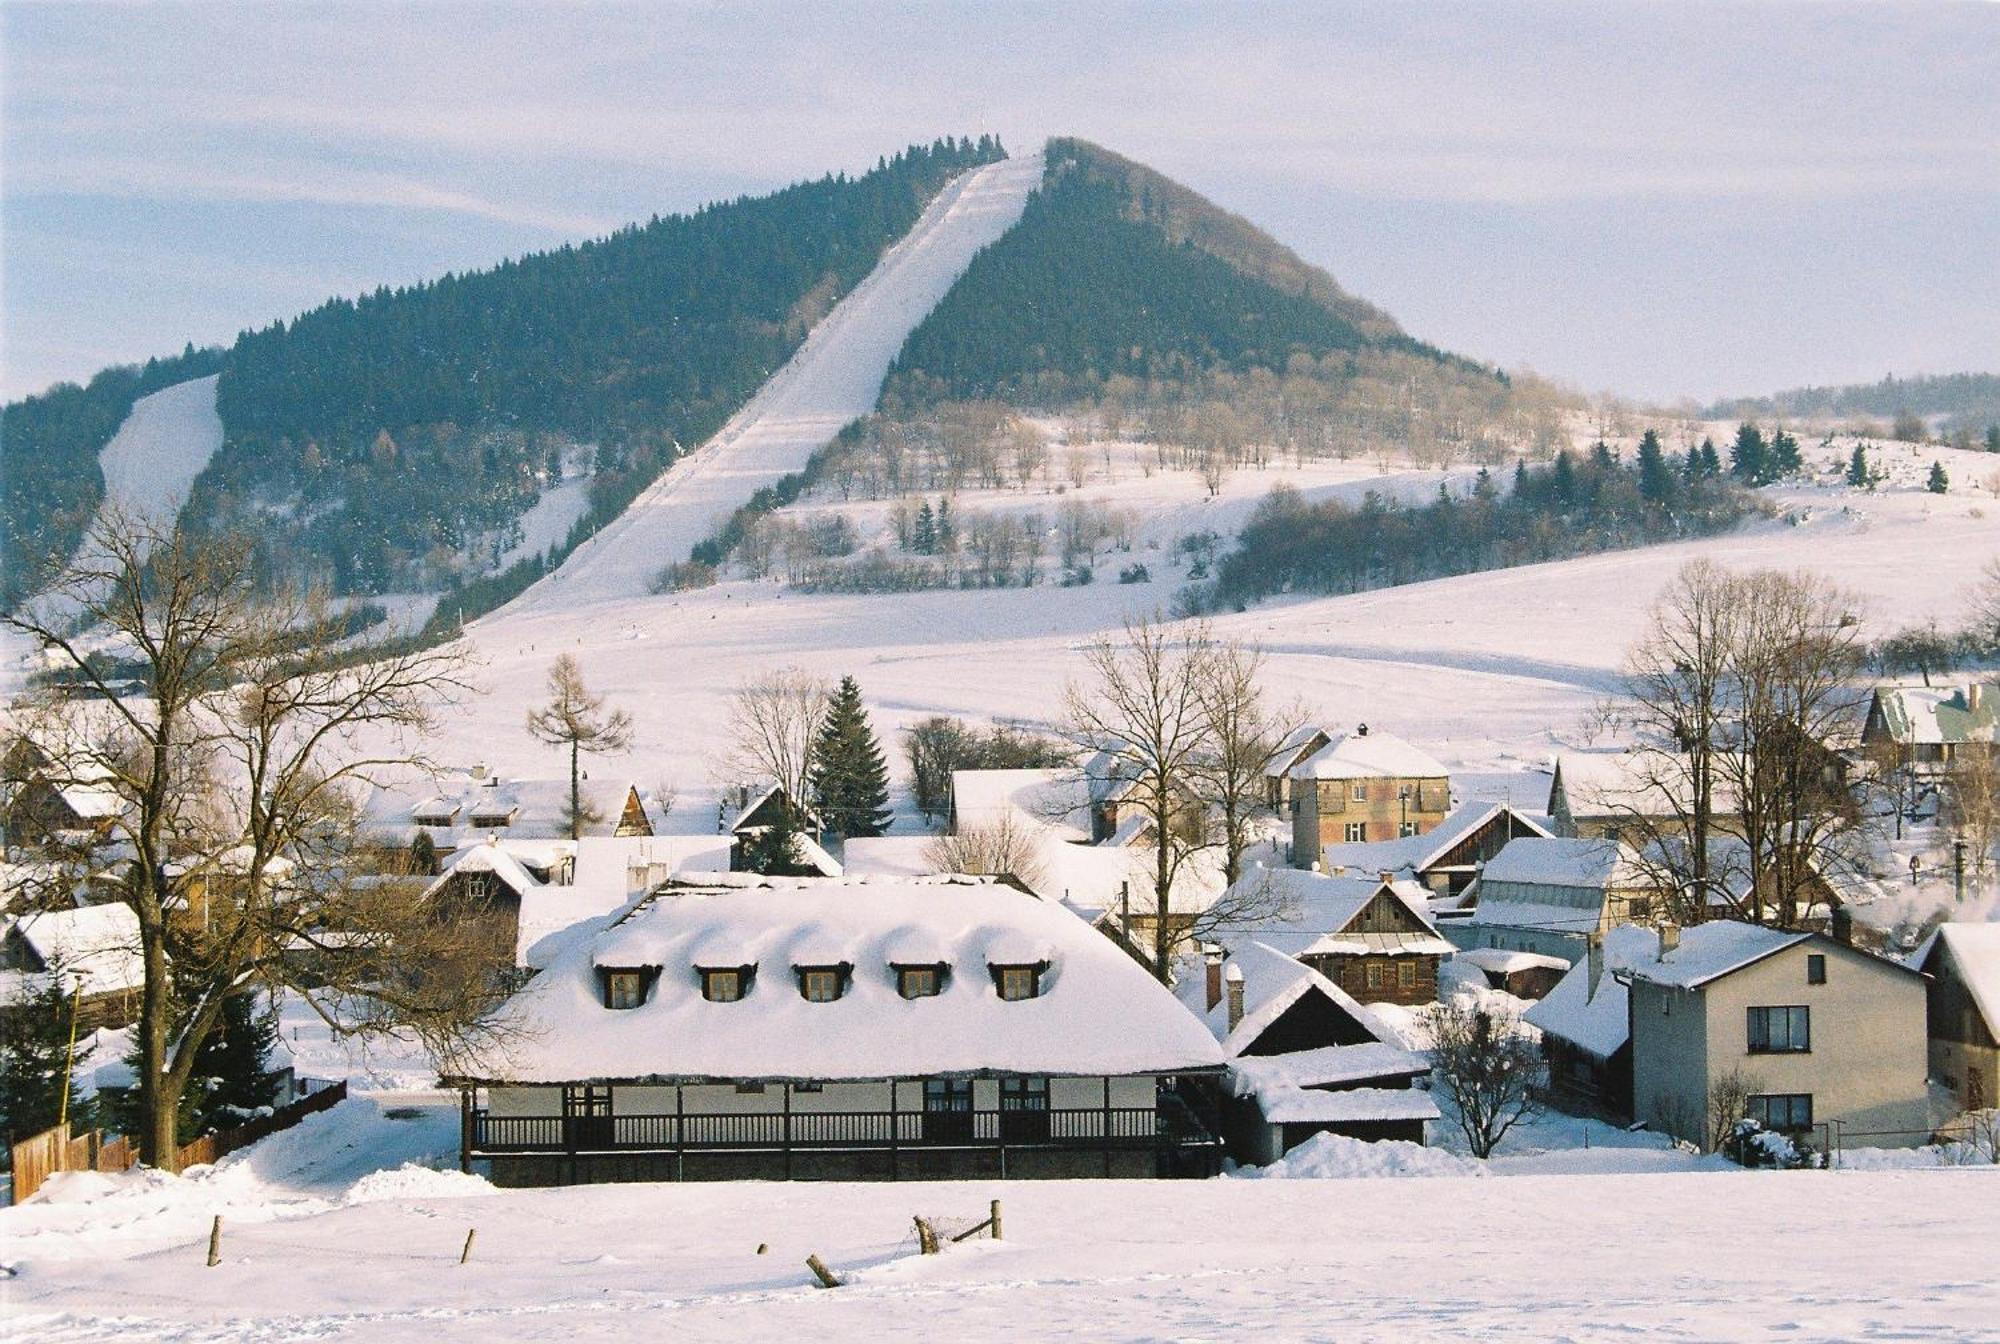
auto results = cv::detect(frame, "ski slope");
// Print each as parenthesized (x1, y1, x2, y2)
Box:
(500, 152, 1045, 616)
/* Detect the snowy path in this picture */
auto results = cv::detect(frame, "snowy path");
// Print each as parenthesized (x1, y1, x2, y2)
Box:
(92, 375, 223, 542)
(8, 1169, 1996, 1341)
(499, 152, 1044, 617)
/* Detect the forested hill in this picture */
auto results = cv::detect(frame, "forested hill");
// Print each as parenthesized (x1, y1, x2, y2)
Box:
(2, 136, 1002, 606)
(884, 137, 1492, 407)
(1706, 372, 2000, 437)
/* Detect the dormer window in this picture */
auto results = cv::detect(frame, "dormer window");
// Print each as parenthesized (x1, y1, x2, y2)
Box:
(896, 963, 946, 999)
(992, 964, 1044, 1001)
(796, 964, 852, 1003)
(700, 967, 748, 1002)
(597, 966, 658, 1009)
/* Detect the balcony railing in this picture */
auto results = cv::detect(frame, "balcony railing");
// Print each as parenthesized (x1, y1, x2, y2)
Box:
(471, 1106, 1196, 1155)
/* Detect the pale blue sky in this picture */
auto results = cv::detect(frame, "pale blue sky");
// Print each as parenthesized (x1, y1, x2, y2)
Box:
(4, 1, 1996, 404)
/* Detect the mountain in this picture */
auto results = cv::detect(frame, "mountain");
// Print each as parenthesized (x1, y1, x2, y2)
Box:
(884, 137, 1495, 407)
(1, 137, 1003, 607)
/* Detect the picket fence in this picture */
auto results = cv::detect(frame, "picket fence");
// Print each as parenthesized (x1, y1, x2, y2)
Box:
(6, 1078, 347, 1204)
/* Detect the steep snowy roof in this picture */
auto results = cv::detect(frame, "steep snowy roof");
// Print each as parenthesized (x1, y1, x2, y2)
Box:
(1222, 866, 1444, 961)
(1289, 730, 1449, 782)
(1523, 924, 1660, 1058)
(1872, 683, 1999, 746)
(1197, 940, 1400, 1055)
(1909, 922, 2000, 1033)
(2, 903, 144, 998)
(949, 768, 1093, 842)
(464, 876, 1225, 1083)
(1619, 920, 1911, 991)
(1267, 724, 1331, 777)
(421, 840, 545, 904)
(1315, 801, 1554, 880)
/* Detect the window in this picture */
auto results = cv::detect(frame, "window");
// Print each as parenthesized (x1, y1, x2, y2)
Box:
(1398, 961, 1416, 989)
(1351, 783, 1369, 802)
(1807, 954, 1827, 985)
(1747, 1005, 1811, 1054)
(735, 1081, 766, 1095)
(793, 1081, 823, 1094)
(1626, 898, 1653, 922)
(700, 968, 745, 1002)
(897, 965, 942, 999)
(801, 968, 843, 1002)
(1344, 822, 1368, 843)
(1747, 1093, 1813, 1131)
(1399, 821, 1418, 838)
(995, 965, 1042, 1001)
(604, 970, 646, 1010)
(924, 1078, 973, 1112)
(1365, 962, 1384, 989)
(999, 1076, 1048, 1110)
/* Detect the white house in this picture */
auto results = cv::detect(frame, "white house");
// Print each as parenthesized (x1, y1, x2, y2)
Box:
(451, 873, 1227, 1184)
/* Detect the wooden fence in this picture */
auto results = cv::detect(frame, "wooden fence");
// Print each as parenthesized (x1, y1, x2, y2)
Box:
(6, 1078, 348, 1204)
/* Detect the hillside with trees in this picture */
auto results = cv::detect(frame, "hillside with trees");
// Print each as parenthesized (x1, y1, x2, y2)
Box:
(1708, 372, 2000, 448)
(2, 138, 1003, 609)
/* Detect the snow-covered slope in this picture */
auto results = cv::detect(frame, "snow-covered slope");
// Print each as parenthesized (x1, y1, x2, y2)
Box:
(91, 374, 223, 543)
(501, 153, 1044, 616)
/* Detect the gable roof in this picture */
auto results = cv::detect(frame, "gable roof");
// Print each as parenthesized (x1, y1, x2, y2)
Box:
(1222, 866, 1450, 960)
(1290, 729, 1449, 782)
(948, 768, 1093, 843)
(463, 875, 1225, 1084)
(1627, 920, 1923, 991)
(1871, 683, 1999, 746)
(1481, 836, 1644, 889)
(1315, 801, 1555, 881)
(1909, 922, 2000, 1034)
(1266, 724, 1331, 778)
(1523, 924, 1660, 1058)
(2, 903, 144, 999)
(1194, 939, 1400, 1054)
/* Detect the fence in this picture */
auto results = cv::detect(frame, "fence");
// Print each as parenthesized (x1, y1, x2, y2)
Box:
(6, 1078, 348, 1204)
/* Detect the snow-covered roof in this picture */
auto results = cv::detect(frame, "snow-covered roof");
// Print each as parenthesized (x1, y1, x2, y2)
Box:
(1481, 836, 1644, 890)
(948, 768, 1092, 842)
(1228, 1041, 1428, 1094)
(1243, 1084, 1441, 1126)
(1623, 921, 1920, 991)
(1523, 924, 1660, 1058)
(465, 875, 1226, 1083)
(1221, 866, 1447, 961)
(839, 836, 949, 879)
(366, 769, 671, 844)
(1456, 946, 1571, 976)
(1872, 683, 1999, 746)
(421, 840, 546, 905)
(1289, 729, 1449, 782)
(1315, 801, 1555, 880)
(514, 835, 734, 970)
(1267, 724, 1330, 778)
(1193, 940, 1400, 1055)
(2, 903, 144, 999)
(1910, 923, 2000, 1035)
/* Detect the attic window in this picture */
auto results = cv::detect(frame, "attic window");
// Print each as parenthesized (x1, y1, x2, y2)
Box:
(991, 963, 1046, 1002)
(699, 967, 750, 1002)
(896, 964, 946, 999)
(1807, 954, 1827, 985)
(597, 966, 658, 1010)
(796, 964, 852, 1003)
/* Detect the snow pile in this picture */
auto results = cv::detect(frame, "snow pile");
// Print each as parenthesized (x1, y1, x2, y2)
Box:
(1239, 1130, 1487, 1180)
(343, 1164, 493, 1205)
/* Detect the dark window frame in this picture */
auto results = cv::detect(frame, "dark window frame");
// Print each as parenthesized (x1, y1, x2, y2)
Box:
(697, 965, 754, 1002)
(795, 962, 853, 1003)
(595, 965, 660, 1010)
(991, 962, 1047, 1001)
(1807, 954, 1827, 985)
(1747, 1004, 1811, 1054)
(1747, 1092, 1813, 1131)
(894, 962, 948, 999)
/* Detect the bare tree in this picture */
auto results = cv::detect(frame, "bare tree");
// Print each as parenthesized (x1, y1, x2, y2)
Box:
(1191, 640, 1289, 886)
(923, 815, 1047, 891)
(1943, 747, 2000, 877)
(525, 655, 633, 840)
(1425, 997, 1541, 1158)
(1971, 556, 2000, 652)
(723, 667, 828, 809)
(1708, 1067, 1757, 1152)
(4, 513, 497, 1169)
(1064, 618, 1220, 982)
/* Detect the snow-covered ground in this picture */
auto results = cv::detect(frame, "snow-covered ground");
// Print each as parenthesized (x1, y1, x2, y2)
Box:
(503, 152, 1044, 614)
(89, 374, 223, 550)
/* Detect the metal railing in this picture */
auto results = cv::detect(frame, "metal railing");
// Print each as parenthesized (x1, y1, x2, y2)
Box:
(471, 1105, 1182, 1155)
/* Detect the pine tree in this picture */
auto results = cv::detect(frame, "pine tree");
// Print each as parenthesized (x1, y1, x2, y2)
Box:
(409, 829, 439, 876)
(1697, 438, 1723, 478)
(1636, 430, 1673, 502)
(738, 805, 814, 876)
(1472, 466, 1498, 502)
(0, 965, 90, 1142)
(912, 500, 937, 554)
(188, 990, 281, 1132)
(1730, 423, 1768, 483)
(1986, 425, 1999, 454)
(809, 676, 893, 839)
(1766, 427, 1802, 479)
(1846, 445, 1871, 489)
(1550, 450, 1578, 506)
(934, 497, 956, 551)
(1927, 460, 1950, 494)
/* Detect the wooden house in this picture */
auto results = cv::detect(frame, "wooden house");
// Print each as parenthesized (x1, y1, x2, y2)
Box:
(1863, 682, 1998, 774)
(0, 903, 144, 1031)
(1314, 800, 1554, 898)
(1220, 865, 1454, 1005)
(446, 874, 1226, 1184)
(1908, 923, 2000, 1112)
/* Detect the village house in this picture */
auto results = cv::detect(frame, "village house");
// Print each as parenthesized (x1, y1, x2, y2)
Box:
(1454, 946, 1571, 1000)
(1624, 921, 1931, 1149)
(1264, 724, 1332, 812)
(722, 785, 842, 875)
(365, 766, 672, 863)
(0, 902, 144, 1031)
(1907, 922, 2000, 1112)
(1178, 940, 1436, 1163)
(1862, 681, 1998, 775)
(1314, 799, 1554, 900)
(1, 736, 126, 854)
(1523, 924, 1661, 1117)
(1463, 836, 1662, 964)
(1289, 726, 1450, 868)
(1222, 864, 1453, 1005)
(448, 874, 1226, 1184)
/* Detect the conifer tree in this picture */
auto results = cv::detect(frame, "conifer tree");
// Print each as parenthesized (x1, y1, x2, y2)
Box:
(1550, 450, 1578, 506)
(188, 990, 282, 1132)
(934, 497, 956, 551)
(912, 500, 937, 554)
(1697, 438, 1723, 478)
(1846, 445, 1872, 489)
(738, 805, 814, 875)
(1928, 460, 1950, 494)
(1986, 425, 1999, 454)
(1636, 430, 1674, 502)
(1472, 465, 1498, 502)
(526, 654, 633, 839)
(1766, 427, 1802, 479)
(809, 676, 893, 839)
(1730, 423, 1768, 483)
(0, 965, 90, 1141)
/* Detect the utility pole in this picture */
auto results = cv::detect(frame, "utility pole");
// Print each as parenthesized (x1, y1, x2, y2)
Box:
(1954, 838, 1967, 903)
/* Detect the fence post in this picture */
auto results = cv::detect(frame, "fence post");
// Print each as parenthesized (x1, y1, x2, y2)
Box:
(206, 1215, 223, 1267)
(989, 1198, 1003, 1241)
(460, 1228, 477, 1264)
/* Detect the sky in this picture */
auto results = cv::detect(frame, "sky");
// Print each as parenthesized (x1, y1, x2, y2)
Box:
(4, 1, 1997, 406)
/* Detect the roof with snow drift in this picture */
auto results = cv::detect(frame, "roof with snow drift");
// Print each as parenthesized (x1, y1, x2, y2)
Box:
(1909, 923, 2000, 1036)
(948, 768, 1093, 843)
(1222, 866, 1451, 960)
(1, 902, 144, 999)
(1871, 683, 1999, 746)
(1289, 729, 1449, 782)
(1522, 924, 1661, 1059)
(1626, 920, 1923, 992)
(461, 874, 1226, 1083)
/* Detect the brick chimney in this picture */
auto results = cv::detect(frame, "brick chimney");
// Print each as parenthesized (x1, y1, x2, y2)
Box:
(1225, 964, 1245, 1033)
(1831, 905, 1854, 945)
(1657, 923, 1681, 960)
(1205, 948, 1225, 1012)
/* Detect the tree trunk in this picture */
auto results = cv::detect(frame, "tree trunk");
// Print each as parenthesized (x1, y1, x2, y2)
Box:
(569, 739, 582, 842)
(138, 925, 178, 1169)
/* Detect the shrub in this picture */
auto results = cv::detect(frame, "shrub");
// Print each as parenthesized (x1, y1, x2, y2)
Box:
(651, 560, 717, 593)
(1118, 563, 1150, 584)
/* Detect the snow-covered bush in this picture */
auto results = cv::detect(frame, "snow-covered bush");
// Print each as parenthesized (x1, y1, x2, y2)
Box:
(1722, 1118, 1823, 1170)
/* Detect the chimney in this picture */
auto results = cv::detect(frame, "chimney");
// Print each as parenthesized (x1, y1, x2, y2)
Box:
(1204, 950, 1225, 1012)
(1379, 870, 1395, 886)
(1657, 923, 1681, 961)
(1225, 964, 1245, 1032)
(1586, 932, 1605, 1001)
(470, 763, 489, 781)
(1969, 683, 1985, 713)
(1356, 722, 1370, 737)
(1831, 906, 1854, 946)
